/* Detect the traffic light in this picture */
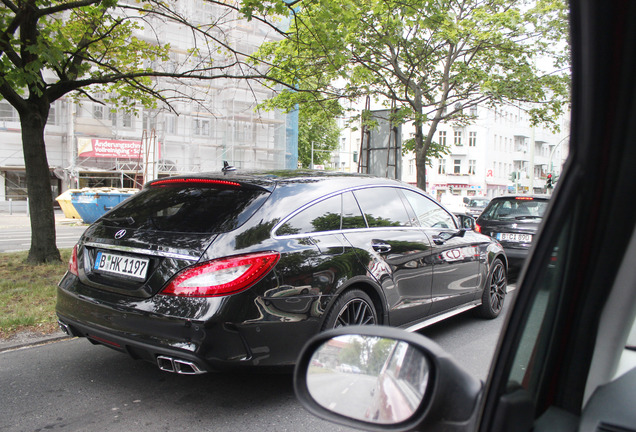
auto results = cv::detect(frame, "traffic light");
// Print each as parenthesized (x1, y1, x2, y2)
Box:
(546, 173, 553, 188)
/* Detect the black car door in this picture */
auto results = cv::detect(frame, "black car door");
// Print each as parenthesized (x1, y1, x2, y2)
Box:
(341, 187, 434, 327)
(479, 2, 636, 431)
(400, 189, 483, 317)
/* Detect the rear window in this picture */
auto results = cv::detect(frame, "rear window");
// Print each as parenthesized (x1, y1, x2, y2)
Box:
(480, 197, 549, 221)
(100, 184, 269, 233)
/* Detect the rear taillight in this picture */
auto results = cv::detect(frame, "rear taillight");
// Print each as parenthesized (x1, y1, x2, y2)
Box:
(69, 245, 79, 276)
(475, 223, 481, 233)
(160, 251, 280, 297)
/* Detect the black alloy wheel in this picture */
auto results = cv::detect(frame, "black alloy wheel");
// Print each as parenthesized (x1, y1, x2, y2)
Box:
(476, 259, 507, 319)
(322, 289, 378, 329)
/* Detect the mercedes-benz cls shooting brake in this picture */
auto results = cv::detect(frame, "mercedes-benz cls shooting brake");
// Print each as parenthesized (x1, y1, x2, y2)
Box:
(56, 170, 508, 374)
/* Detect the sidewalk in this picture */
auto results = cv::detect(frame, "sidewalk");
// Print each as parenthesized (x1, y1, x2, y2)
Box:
(0, 210, 85, 229)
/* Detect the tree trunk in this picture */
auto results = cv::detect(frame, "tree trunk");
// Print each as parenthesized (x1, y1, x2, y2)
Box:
(19, 107, 61, 263)
(413, 122, 428, 191)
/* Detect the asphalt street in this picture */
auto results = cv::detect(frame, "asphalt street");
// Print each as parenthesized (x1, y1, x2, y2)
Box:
(0, 288, 515, 431)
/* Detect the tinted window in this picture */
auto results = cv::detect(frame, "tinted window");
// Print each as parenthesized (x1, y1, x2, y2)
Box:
(401, 189, 456, 229)
(481, 197, 549, 221)
(342, 191, 367, 229)
(281, 194, 342, 234)
(353, 187, 412, 227)
(102, 184, 269, 233)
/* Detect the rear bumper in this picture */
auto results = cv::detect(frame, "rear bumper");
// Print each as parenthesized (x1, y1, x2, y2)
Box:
(56, 275, 324, 371)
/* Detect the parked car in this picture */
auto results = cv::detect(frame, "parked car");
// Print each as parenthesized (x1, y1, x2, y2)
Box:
(293, 2, 636, 431)
(464, 197, 490, 217)
(56, 171, 508, 373)
(475, 195, 550, 270)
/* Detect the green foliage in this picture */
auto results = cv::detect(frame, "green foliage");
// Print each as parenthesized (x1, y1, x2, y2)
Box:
(252, 0, 571, 186)
(0, 1, 171, 110)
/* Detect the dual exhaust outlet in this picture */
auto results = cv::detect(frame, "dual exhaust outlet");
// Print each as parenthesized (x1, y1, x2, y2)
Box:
(157, 355, 205, 375)
(57, 319, 205, 375)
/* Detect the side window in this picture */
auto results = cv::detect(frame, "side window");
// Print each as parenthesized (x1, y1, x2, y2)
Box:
(342, 191, 367, 229)
(401, 189, 456, 229)
(353, 187, 412, 227)
(280, 195, 342, 235)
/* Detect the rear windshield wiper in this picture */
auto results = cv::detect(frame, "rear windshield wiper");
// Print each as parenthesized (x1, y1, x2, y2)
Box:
(101, 216, 135, 225)
(515, 215, 542, 220)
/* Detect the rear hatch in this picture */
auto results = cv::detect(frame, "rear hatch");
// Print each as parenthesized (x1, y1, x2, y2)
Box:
(477, 197, 549, 247)
(76, 177, 272, 298)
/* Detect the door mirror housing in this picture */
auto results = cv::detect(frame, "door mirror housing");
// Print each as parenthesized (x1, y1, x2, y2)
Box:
(294, 326, 483, 432)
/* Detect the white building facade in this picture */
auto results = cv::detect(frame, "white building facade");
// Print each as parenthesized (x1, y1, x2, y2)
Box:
(401, 104, 569, 201)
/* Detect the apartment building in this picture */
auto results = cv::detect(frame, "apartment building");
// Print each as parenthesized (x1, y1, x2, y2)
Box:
(0, 1, 297, 210)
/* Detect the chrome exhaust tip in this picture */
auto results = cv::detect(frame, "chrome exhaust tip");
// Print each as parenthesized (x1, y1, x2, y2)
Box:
(157, 356, 176, 372)
(156, 356, 205, 374)
(57, 320, 72, 336)
(174, 359, 205, 375)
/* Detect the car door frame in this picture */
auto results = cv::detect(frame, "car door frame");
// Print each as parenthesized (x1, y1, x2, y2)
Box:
(478, 1, 636, 431)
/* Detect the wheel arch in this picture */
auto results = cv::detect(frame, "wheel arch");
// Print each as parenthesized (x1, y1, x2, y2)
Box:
(321, 276, 387, 327)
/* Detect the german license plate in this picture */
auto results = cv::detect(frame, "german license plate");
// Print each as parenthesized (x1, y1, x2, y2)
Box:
(497, 233, 533, 243)
(94, 251, 149, 280)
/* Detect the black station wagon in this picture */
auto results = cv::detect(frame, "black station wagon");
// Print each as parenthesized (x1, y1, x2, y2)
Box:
(56, 170, 508, 374)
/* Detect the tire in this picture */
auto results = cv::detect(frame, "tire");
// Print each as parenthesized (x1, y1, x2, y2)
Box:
(475, 258, 507, 319)
(322, 289, 378, 330)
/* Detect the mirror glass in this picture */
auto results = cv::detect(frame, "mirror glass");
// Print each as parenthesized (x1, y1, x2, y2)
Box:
(306, 335, 430, 424)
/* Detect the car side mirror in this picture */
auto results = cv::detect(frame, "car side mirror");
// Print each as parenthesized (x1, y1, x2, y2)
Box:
(456, 214, 476, 230)
(294, 326, 483, 432)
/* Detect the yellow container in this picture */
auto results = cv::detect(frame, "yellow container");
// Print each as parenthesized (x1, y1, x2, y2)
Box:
(55, 190, 82, 219)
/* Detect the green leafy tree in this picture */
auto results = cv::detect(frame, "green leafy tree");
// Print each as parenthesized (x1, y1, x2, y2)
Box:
(0, 0, 279, 263)
(249, 0, 570, 190)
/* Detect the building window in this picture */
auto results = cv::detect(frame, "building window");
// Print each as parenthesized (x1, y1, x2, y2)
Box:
(438, 130, 447, 146)
(454, 131, 462, 146)
(109, 109, 117, 127)
(409, 158, 415, 175)
(93, 104, 104, 120)
(0, 101, 17, 121)
(193, 118, 210, 136)
(469, 131, 477, 147)
(47, 101, 58, 125)
(454, 159, 461, 174)
(469, 160, 476, 175)
(470, 105, 478, 117)
(438, 159, 446, 174)
(165, 114, 176, 134)
(122, 111, 133, 128)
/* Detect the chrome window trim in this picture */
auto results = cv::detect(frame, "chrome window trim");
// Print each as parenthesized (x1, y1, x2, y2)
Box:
(271, 184, 428, 240)
(84, 242, 199, 261)
(272, 225, 429, 240)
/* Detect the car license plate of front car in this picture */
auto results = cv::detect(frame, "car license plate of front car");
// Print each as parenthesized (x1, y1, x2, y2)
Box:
(497, 233, 532, 243)
(94, 251, 149, 280)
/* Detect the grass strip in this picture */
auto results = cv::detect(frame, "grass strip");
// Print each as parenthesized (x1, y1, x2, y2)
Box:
(0, 249, 71, 339)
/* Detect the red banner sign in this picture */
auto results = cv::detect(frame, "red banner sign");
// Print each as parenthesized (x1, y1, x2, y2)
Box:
(78, 138, 145, 158)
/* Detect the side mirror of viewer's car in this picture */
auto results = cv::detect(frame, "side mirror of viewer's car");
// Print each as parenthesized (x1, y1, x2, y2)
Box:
(294, 326, 483, 432)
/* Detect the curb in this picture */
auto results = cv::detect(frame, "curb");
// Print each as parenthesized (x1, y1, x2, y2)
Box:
(0, 331, 72, 353)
